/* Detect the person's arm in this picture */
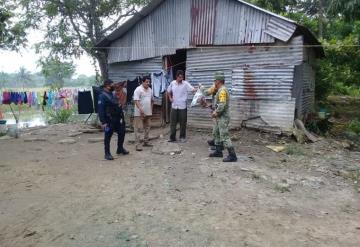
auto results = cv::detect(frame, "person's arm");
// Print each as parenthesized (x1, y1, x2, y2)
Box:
(202, 85, 216, 96)
(133, 89, 145, 117)
(212, 89, 227, 118)
(134, 100, 145, 117)
(186, 81, 196, 93)
(97, 94, 107, 128)
(167, 83, 173, 102)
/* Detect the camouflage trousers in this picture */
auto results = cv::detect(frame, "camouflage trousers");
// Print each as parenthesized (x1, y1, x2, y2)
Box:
(214, 117, 233, 148)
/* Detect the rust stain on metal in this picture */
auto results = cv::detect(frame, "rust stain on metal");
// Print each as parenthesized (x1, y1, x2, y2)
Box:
(244, 68, 257, 99)
(190, 0, 217, 45)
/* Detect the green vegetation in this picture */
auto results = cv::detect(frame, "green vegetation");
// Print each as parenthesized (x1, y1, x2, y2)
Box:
(347, 119, 360, 134)
(285, 144, 305, 156)
(39, 57, 75, 89)
(45, 108, 74, 124)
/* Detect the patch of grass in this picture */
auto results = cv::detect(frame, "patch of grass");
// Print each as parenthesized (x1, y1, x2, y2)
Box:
(285, 144, 305, 156)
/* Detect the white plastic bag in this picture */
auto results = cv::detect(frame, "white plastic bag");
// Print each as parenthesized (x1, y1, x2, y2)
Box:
(191, 88, 206, 107)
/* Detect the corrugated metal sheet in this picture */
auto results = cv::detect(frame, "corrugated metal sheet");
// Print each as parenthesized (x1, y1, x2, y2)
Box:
(107, 0, 304, 63)
(231, 99, 296, 130)
(264, 17, 297, 42)
(108, 57, 163, 82)
(190, 0, 217, 45)
(232, 65, 294, 100)
(186, 37, 303, 131)
(108, 0, 191, 64)
(293, 65, 304, 119)
(301, 63, 315, 117)
(187, 36, 304, 71)
(214, 0, 274, 44)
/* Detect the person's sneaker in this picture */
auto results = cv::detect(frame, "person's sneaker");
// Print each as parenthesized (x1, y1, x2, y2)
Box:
(105, 154, 114, 160)
(179, 138, 187, 143)
(116, 148, 129, 155)
(143, 142, 153, 147)
(168, 139, 176, 143)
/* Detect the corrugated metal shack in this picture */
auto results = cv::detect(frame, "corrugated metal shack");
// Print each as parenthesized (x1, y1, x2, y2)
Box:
(97, 0, 324, 132)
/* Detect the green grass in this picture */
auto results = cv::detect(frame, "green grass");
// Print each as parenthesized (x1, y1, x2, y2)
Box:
(285, 144, 305, 156)
(347, 119, 360, 134)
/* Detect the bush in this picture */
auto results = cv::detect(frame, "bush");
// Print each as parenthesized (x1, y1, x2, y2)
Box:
(45, 108, 74, 124)
(347, 119, 360, 134)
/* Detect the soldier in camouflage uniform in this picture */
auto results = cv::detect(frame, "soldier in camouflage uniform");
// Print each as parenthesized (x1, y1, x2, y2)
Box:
(201, 83, 221, 150)
(209, 71, 237, 162)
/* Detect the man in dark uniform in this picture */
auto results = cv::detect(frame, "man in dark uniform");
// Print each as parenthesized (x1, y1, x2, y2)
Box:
(98, 79, 129, 160)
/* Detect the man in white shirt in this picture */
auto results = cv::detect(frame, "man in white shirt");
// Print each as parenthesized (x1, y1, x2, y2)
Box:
(167, 70, 196, 142)
(133, 76, 153, 151)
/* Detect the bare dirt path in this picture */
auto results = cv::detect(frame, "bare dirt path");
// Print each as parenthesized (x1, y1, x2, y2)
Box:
(0, 124, 359, 247)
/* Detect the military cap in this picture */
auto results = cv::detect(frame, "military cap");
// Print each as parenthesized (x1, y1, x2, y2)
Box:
(214, 71, 225, 81)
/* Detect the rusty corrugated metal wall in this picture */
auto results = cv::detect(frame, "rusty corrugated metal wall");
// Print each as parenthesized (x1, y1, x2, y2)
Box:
(187, 36, 304, 131)
(190, 0, 217, 45)
(107, 0, 298, 64)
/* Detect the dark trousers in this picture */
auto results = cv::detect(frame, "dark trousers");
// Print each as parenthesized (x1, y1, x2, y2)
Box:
(170, 108, 187, 140)
(104, 119, 126, 155)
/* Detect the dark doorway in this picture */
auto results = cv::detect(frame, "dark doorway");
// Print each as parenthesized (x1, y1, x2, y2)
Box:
(166, 49, 187, 80)
(164, 49, 187, 123)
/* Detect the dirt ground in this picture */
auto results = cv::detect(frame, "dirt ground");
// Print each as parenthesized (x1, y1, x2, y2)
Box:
(0, 124, 359, 247)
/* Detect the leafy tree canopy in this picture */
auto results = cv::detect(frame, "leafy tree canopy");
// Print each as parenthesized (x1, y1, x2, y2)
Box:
(19, 0, 149, 80)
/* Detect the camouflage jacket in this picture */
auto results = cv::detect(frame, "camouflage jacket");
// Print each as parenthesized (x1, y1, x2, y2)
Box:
(214, 85, 230, 119)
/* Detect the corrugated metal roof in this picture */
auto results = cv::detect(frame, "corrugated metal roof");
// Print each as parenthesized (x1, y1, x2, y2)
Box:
(264, 17, 297, 42)
(97, 0, 323, 62)
(190, 0, 217, 45)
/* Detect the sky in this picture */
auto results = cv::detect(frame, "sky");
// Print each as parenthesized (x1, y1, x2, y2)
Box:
(0, 30, 96, 77)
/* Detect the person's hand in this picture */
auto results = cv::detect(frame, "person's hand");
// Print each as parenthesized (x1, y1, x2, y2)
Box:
(212, 111, 218, 118)
(169, 97, 174, 103)
(101, 123, 108, 130)
(140, 110, 145, 117)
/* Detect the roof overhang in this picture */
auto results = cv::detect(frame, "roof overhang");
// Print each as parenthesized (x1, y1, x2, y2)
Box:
(96, 0, 165, 49)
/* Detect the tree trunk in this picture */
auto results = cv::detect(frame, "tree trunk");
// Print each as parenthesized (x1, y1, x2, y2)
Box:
(318, 0, 324, 39)
(95, 51, 108, 81)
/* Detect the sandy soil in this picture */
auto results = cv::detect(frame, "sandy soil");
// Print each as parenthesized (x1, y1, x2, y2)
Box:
(0, 124, 359, 247)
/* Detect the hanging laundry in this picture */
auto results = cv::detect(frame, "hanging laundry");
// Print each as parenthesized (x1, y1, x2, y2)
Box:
(127, 77, 140, 104)
(78, 90, 94, 114)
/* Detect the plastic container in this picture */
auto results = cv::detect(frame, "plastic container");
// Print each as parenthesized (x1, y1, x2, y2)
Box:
(7, 124, 20, 138)
(0, 120, 7, 136)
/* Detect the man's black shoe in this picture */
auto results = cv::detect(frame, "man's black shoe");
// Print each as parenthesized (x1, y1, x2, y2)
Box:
(105, 154, 114, 160)
(116, 148, 129, 155)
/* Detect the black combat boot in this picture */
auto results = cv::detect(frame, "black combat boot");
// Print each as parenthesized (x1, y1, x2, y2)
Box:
(210, 144, 224, 151)
(207, 139, 215, 146)
(223, 147, 238, 162)
(209, 145, 223, 158)
(104, 138, 114, 160)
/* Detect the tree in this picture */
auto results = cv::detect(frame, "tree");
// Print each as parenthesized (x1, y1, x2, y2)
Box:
(0, 0, 29, 50)
(20, 0, 149, 81)
(328, 0, 360, 21)
(39, 57, 75, 89)
(248, 0, 297, 14)
(16, 66, 32, 89)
